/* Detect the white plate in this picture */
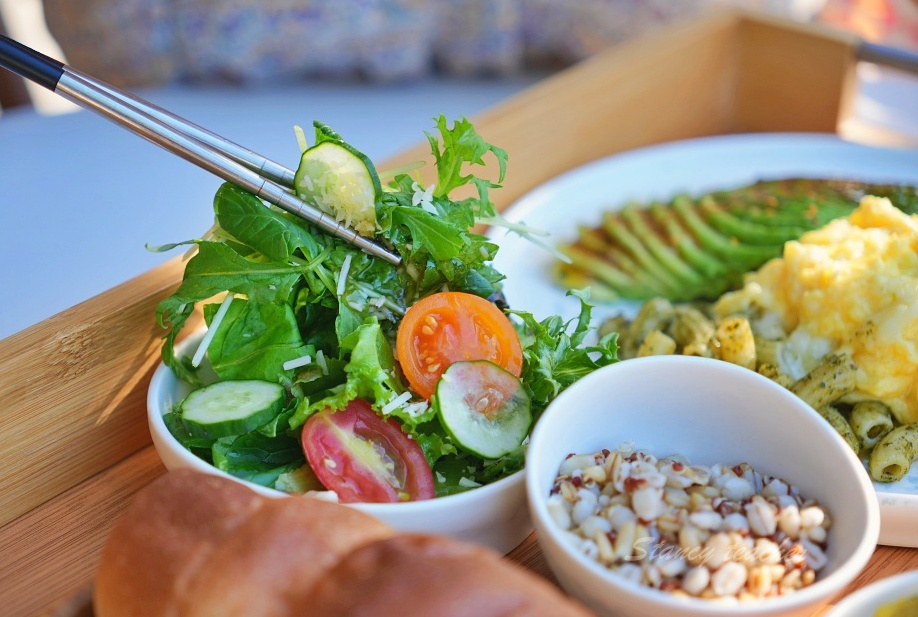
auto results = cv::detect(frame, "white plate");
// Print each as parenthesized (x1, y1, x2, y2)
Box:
(489, 132, 918, 547)
(824, 569, 918, 616)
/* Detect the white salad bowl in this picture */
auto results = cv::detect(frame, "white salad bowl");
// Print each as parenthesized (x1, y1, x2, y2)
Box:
(147, 334, 531, 555)
(525, 355, 880, 617)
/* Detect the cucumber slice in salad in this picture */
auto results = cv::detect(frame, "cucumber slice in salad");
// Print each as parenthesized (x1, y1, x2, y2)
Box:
(293, 128, 382, 236)
(434, 360, 532, 459)
(180, 380, 286, 439)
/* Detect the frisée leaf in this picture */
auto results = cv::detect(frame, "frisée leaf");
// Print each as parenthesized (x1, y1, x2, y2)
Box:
(512, 289, 620, 414)
(428, 115, 507, 207)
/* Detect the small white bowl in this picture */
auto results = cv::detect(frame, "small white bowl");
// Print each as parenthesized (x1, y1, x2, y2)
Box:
(824, 569, 918, 616)
(147, 334, 531, 554)
(526, 355, 880, 617)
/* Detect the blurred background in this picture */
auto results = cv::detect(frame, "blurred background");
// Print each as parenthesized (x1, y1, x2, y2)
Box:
(2, 0, 918, 116)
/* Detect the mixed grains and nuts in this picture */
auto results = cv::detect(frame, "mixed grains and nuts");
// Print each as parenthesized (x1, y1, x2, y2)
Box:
(547, 444, 831, 601)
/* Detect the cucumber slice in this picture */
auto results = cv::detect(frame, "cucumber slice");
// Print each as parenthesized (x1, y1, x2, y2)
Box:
(180, 380, 285, 439)
(434, 361, 532, 459)
(294, 141, 381, 236)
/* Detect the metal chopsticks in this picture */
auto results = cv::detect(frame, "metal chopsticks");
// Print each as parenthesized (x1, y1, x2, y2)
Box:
(855, 41, 918, 75)
(0, 34, 402, 266)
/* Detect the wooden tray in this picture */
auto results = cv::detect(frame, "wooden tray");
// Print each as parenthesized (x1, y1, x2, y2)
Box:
(3, 9, 916, 616)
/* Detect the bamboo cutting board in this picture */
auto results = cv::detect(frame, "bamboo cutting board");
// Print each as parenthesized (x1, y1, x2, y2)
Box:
(1, 9, 889, 616)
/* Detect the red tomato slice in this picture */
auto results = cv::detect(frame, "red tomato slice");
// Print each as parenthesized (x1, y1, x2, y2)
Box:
(301, 399, 435, 503)
(396, 291, 523, 399)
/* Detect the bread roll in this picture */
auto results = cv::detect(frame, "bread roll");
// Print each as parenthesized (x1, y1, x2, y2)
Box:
(306, 533, 596, 617)
(95, 469, 595, 617)
(94, 469, 393, 617)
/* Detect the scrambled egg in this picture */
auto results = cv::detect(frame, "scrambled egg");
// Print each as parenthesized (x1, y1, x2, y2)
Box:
(714, 196, 918, 424)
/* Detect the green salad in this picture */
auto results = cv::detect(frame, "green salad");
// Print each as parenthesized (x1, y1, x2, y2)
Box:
(155, 116, 618, 501)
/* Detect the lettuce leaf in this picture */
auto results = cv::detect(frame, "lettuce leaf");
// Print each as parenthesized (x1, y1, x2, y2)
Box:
(288, 318, 405, 429)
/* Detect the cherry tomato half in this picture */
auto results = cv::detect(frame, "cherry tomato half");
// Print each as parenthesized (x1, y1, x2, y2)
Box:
(301, 399, 435, 503)
(396, 291, 523, 399)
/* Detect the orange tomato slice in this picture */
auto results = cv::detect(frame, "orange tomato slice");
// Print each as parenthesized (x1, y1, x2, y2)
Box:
(395, 291, 523, 399)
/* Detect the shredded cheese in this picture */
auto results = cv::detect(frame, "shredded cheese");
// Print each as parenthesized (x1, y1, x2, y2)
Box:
(380, 391, 412, 415)
(402, 401, 430, 418)
(411, 181, 437, 213)
(293, 124, 309, 153)
(336, 254, 352, 297)
(282, 355, 313, 371)
(191, 293, 234, 367)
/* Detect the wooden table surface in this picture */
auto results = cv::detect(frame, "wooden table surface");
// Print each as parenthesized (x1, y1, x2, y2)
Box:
(37, 455, 918, 617)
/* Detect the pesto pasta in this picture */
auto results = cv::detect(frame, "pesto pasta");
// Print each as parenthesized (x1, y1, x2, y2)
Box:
(869, 423, 918, 483)
(849, 401, 895, 451)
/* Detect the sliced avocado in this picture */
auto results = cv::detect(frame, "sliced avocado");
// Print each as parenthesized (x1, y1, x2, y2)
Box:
(670, 195, 780, 267)
(619, 204, 705, 293)
(724, 200, 826, 228)
(648, 201, 731, 284)
(571, 227, 673, 296)
(715, 180, 844, 228)
(580, 226, 684, 298)
(559, 243, 661, 300)
(553, 264, 623, 303)
(698, 196, 807, 246)
(600, 211, 687, 298)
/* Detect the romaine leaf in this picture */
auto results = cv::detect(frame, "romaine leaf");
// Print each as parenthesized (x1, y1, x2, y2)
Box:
(288, 318, 406, 429)
(335, 302, 367, 348)
(340, 318, 405, 406)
